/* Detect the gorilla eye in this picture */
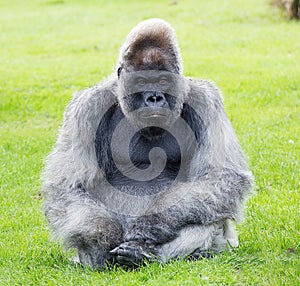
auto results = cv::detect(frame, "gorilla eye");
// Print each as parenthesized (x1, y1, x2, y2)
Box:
(159, 77, 168, 85)
(136, 78, 146, 86)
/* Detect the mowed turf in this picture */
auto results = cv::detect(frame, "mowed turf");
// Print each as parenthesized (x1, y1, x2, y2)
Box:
(0, 0, 299, 285)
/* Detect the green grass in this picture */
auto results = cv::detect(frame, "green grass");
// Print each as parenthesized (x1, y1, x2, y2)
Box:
(0, 0, 299, 285)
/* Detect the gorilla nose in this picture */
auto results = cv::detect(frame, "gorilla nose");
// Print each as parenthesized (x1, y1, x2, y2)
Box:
(144, 91, 166, 108)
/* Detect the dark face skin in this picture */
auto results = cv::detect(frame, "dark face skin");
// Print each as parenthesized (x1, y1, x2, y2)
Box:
(118, 70, 182, 139)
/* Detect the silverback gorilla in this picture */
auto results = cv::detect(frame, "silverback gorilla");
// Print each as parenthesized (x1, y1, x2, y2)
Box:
(42, 19, 253, 269)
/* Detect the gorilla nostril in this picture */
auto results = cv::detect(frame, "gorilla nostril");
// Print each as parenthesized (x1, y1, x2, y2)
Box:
(156, 95, 163, 102)
(144, 92, 166, 107)
(148, 96, 156, 103)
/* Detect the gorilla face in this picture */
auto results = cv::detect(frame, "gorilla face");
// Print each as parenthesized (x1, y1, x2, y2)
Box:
(118, 70, 185, 138)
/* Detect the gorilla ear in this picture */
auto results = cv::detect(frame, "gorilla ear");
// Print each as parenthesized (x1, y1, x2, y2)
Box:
(117, 67, 123, 78)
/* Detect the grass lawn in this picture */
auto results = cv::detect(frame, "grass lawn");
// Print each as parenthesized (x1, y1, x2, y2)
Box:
(0, 0, 299, 285)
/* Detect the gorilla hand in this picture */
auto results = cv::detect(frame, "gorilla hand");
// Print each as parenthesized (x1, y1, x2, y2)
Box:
(110, 240, 156, 267)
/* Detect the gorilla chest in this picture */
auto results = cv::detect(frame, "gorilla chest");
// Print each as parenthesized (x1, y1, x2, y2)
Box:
(100, 134, 181, 189)
(95, 113, 183, 192)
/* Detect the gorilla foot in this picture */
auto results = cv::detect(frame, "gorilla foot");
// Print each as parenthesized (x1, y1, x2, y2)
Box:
(189, 248, 216, 260)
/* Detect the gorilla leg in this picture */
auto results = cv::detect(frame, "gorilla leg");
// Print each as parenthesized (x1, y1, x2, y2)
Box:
(158, 219, 238, 262)
(111, 220, 238, 266)
(158, 224, 215, 262)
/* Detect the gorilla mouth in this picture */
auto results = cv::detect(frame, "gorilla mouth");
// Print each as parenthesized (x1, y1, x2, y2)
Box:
(138, 110, 170, 131)
(137, 107, 170, 119)
(135, 107, 176, 135)
(141, 112, 167, 118)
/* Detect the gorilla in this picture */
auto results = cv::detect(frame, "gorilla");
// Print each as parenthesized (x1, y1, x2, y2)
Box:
(42, 18, 253, 269)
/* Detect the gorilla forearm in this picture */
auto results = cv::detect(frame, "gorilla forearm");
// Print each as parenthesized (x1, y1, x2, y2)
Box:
(43, 187, 123, 268)
(125, 169, 253, 244)
(44, 185, 123, 269)
(43, 187, 123, 250)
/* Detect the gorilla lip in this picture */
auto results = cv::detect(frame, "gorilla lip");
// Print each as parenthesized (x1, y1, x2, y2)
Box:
(138, 107, 170, 119)
(141, 112, 167, 118)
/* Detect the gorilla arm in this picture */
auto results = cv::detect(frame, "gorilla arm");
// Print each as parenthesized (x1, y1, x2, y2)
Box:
(42, 76, 122, 268)
(123, 79, 254, 246)
(125, 170, 252, 245)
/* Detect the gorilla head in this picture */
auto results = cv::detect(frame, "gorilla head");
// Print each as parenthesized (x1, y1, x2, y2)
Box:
(116, 19, 188, 138)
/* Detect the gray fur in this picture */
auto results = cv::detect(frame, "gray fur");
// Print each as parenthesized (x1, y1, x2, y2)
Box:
(158, 219, 238, 262)
(41, 18, 253, 270)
